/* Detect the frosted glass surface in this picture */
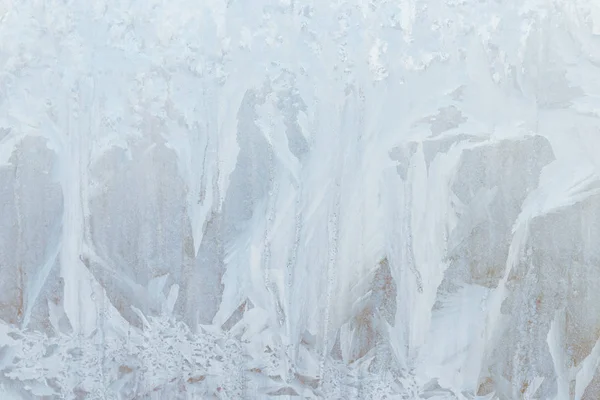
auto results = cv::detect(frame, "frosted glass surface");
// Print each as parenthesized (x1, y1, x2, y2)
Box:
(1, 1, 600, 399)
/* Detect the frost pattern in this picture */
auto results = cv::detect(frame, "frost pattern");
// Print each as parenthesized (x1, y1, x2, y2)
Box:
(1, 0, 600, 399)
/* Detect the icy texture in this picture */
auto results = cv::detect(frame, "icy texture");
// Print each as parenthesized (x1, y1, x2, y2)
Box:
(1, 0, 600, 399)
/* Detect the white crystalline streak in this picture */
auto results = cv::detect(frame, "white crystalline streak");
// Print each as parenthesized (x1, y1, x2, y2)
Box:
(0, 0, 599, 399)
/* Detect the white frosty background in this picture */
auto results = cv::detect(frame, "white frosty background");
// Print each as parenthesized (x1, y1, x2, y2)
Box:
(0, 0, 600, 399)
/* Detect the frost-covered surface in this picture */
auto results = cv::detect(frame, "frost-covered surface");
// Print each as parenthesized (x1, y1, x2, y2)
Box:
(1, 0, 600, 398)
